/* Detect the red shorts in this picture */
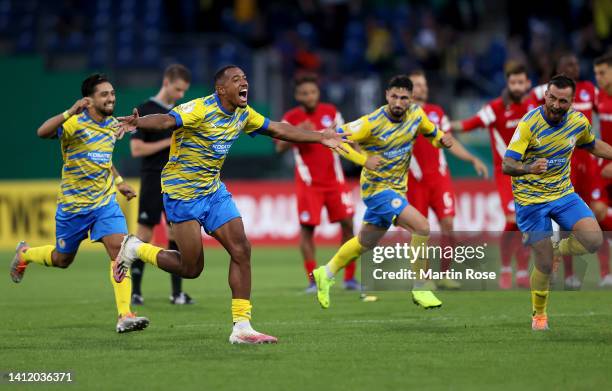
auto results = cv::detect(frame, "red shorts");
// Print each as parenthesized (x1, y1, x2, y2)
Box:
(296, 184, 354, 226)
(407, 173, 456, 220)
(495, 170, 515, 215)
(572, 154, 609, 205)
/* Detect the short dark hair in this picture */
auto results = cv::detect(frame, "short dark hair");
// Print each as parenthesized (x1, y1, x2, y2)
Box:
(81, 73, 110, 97)
(164, 64, 191, 83)
(387, 75, 413, 91)
(505, 63, 529, 78)
(214, 65, 239, 86)
(594, 53, 612, 67)
(548, 74, 576, 94)
(294, 72, 319, 88)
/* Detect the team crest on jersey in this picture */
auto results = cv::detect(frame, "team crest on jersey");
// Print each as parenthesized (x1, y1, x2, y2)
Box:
(592, 189, 601, 200)
(179, 101, 196, 113)
(321, 115, 333, 128)
(428, 111, 439, 124)
(580, 90, 590, 101)
(391, 198, 402, 209)
(568, 136, 576, 147)
(300, 211, 310, 222)
(348, 119, 363, 132)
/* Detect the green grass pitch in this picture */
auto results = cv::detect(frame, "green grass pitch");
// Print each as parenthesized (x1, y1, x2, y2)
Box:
(2, 246, 611, 390)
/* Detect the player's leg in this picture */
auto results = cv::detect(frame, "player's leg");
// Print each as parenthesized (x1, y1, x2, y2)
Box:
(166, 223, 194, 304)
(9, 207, 88, 282)
(101, 233, 149, 333)
(296, 186, 323, 289)
(429, 177, 461, 290)
(497, 173, 525, 288)
(324, 187, 359, 288)
(131, 223, 154, 304)
(204, 189, 276, 344)
(589, 199, 612, 286)
(88, 200, 149, 333)
(395, 204, 442, 309)
(515, 200, 554, 331)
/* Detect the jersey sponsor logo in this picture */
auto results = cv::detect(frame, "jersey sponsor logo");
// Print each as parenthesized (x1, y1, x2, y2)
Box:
(579, 89, 590, 101)
(382, 146, 411, 159)
(179, 101, 196, 113)
(321, 114, 333, 128)
(547, 157, 567, 167)
(86, 151, 112, 163)
(572, 101, 592, 111)
(428, 111, 440, 124)
(211, 142, 233, 154)
(600, 113, 612, 122)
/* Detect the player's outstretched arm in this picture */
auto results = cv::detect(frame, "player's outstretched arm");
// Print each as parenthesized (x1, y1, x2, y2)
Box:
(502, 157, 547, 176)
(37, 98, 92, 138)
(116, 109, 176, 138)
(447, 135, 489, 178)
(585, 139, 612, 160)
(263, 121, 350, 153)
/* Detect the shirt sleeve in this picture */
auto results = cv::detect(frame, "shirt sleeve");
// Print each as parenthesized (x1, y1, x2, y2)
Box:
(505, 121, 532, 160)
(417, 107, 444, 147)
(243, 106, 271, 137)
(338, 114, 372, 142)
(576, 117, 596, 149)
(58, 116, 77, 140)
(168, 99, 203, 129)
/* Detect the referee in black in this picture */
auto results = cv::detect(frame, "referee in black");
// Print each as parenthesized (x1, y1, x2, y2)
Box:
(130, 64, 194, 305)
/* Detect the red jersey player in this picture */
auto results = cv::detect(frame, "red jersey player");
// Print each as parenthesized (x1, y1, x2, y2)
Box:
(277, 74, 374, 292)
(532, 54, 609, 289)
(407, 70, 488, 290)
(451, 63, 535, 289)
(594, 53, 612, 287)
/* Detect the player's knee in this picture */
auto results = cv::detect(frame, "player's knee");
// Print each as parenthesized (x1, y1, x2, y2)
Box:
(591, 202, 607, 222)
(230, 240, 251, 263)
(182, 264, 203, 279)
(582, 232, 603, 253)
(54, 255, 75, 268)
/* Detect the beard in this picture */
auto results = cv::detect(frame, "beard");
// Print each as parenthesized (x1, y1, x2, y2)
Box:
(98, 104, 114, 116)
(508, 89, 525, 102)
(390, 107, 405, 117)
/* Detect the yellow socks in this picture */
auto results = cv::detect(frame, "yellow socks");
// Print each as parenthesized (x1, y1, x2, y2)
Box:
(410, 233, 430, 287)
(558, 235, 589, 256)
(327, 236, 364, 276)
(530, 267, 550, 315)
(136, 243, 161, 266)
(23, 245, 55, 266)
(232, 299, 252, 323)
(110, 262, 132, 316)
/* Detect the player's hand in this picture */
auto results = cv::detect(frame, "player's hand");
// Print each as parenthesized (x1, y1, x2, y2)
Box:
(450, 120, 462, 132)
(115, 108, 140, 139)
(365, 155, 383, 170)
(440, 133, 453, 148)
(117, 182, 137, 201)
(527, 158, 547, 174)
(471, 157, 489, 178)
(67, 97, 92, 116)
(321, 126, 352, 153)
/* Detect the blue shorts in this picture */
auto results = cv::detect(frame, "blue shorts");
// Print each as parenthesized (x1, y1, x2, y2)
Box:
(363, 190, 409, 229)
(163, 182, 241, 234)
(55, 197, 128, 254)
(516, 192, 594, 244)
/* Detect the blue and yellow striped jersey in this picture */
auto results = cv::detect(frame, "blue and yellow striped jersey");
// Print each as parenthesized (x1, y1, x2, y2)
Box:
(57, 110, 118, 213)
(505, 106, 595, 205)
(341, 104, 442, 199)
(162, 93, 270, 200)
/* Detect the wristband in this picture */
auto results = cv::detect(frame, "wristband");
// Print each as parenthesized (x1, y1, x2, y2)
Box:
(62, 111, 72, 120)
(115, 176, 124, 185)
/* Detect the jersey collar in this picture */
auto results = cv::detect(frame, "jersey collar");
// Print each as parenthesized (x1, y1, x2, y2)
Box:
(539, 106, 568, 128)
(214, 93, 234, 116)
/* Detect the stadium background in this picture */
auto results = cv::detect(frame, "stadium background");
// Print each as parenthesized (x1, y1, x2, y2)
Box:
(1, 0, 609, 249)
